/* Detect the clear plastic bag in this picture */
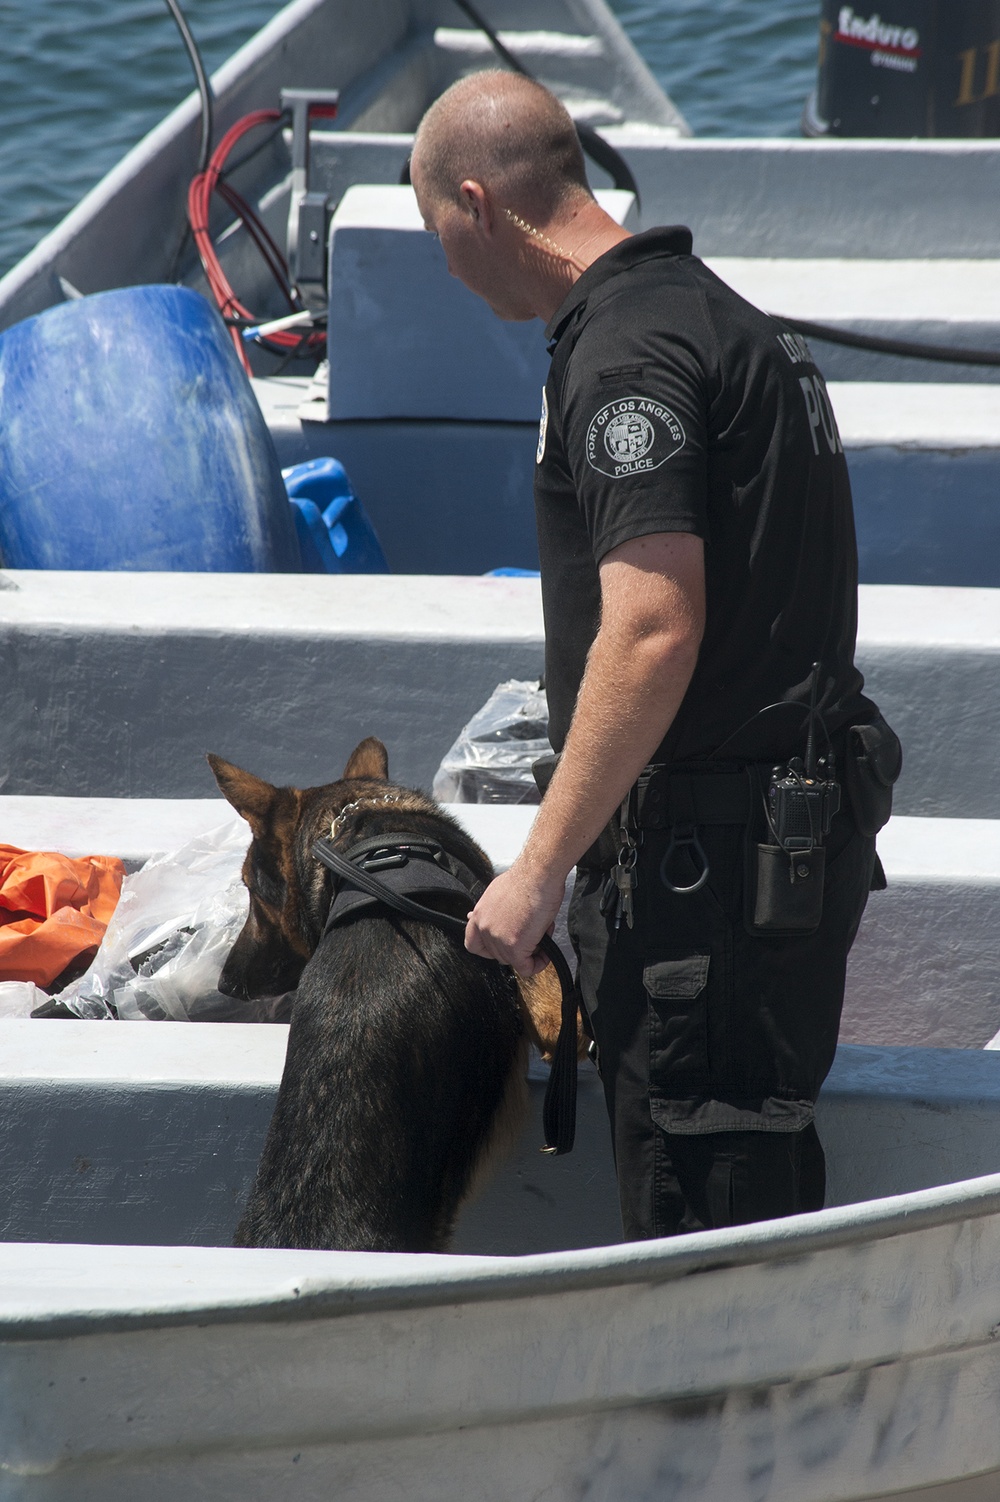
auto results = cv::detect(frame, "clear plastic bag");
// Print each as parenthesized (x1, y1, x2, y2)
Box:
(432, 679, 551, 805)
(53, 819, 250, 1021)
(0, 981, 47, 1018)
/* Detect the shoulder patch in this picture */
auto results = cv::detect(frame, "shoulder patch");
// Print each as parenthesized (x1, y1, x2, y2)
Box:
(586, 397, 685, 479)
(536, 387, 548, 465)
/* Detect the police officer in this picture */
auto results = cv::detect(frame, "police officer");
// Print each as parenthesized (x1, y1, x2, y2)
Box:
(411, 71, 897, 1238)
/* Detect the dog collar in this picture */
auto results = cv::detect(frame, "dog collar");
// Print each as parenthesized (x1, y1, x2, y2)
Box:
(328, 791, 408, 841)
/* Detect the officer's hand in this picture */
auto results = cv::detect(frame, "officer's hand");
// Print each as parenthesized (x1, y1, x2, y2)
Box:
(464, 863, 565, 977)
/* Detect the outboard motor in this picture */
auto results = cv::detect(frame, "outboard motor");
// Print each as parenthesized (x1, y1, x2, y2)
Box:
(804, 1, 1000, 136)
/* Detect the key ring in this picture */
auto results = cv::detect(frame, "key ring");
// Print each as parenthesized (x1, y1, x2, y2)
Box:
(659, 823, 710, 895)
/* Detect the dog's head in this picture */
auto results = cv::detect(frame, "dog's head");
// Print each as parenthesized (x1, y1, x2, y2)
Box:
(207, 737, 391, 1001)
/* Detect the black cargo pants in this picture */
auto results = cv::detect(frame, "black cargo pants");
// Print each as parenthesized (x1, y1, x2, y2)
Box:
(568, 804, 876, 1240)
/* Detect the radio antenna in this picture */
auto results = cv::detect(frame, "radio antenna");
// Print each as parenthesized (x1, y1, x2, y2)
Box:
(804, 661, 820, 778)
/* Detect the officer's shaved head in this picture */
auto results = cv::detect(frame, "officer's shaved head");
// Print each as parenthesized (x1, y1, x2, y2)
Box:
(413, 70, 591, 218)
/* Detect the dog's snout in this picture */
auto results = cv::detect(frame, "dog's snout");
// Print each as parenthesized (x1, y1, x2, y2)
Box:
(217, 959, 250, 1000)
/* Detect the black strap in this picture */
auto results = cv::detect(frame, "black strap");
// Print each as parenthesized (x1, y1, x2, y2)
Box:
(312, 837, 579, 1155)
(322, 834, 488, 930)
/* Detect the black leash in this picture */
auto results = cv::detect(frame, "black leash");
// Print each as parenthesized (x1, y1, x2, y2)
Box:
(312, 836, 580, 1155)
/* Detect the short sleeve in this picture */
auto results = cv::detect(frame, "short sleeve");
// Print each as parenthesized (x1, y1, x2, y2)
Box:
(558, 294, 709, 563)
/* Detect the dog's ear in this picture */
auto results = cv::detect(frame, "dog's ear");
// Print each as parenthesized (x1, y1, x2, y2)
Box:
(207, 754, 278, 829)
(342, 737, 389, 780)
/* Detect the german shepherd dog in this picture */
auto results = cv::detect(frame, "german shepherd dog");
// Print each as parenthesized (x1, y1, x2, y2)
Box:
(209, 738, 561, 1253)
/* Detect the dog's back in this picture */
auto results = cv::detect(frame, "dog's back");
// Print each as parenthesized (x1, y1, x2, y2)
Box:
(209, 739, 527, 1253)
(236, 909, 524, 1250)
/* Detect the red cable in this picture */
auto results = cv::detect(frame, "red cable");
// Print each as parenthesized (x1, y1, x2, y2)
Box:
(187, 108, 328, 371)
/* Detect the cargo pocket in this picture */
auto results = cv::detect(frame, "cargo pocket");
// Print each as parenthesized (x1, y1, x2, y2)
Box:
(646, 952, 710, 1094)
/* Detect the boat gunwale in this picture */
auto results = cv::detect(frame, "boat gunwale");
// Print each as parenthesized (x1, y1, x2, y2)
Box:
(0, 0, 682, 325)
(0, 0, 332, 316)
(4, 1170, 1000, 1342)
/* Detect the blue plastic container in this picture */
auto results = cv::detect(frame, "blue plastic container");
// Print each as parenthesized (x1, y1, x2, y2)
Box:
(282, 457, 389, 574)
(0, 285, 300, 571)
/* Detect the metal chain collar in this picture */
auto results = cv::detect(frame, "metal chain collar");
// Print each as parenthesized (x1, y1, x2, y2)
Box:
(328, 791, 408, 841)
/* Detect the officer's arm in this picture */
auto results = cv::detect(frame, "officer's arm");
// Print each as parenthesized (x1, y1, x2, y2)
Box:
(465, 529, 705, 975)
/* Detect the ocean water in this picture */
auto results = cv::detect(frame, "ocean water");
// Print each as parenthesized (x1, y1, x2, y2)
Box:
(0, 1, 821, 280)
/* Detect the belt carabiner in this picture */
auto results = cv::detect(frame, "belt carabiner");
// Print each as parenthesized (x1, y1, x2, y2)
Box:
(659, 822, 710, 895)
(603, 786, 642, 934)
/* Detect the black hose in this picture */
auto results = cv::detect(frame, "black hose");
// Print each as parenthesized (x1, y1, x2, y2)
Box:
(449, 0, 641, 209)
(451, 0, 529, 77)
(574, 120, 641, 203)
(164, 0, 214, 174)
(779, 315, 1000, 369)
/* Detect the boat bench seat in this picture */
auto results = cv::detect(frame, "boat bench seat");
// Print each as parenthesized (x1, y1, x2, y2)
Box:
(323, 183, 638, 423)
(2, 796, 998, 1053)
(2, 574, 1000, 818)
(253, 374, 1000, 589)
(0, 1006, 997, 1253)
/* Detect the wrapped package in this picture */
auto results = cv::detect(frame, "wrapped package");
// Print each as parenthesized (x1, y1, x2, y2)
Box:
(433, 679, 551, 805)
(50, 819, 249, 1021)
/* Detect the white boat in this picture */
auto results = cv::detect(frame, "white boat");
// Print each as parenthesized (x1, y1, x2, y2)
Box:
(2, 5, 1000, 1499)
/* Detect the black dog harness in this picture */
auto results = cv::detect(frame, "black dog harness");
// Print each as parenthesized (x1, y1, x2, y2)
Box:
(321, 834, 487, 931)
(313, 834, 579, 1156)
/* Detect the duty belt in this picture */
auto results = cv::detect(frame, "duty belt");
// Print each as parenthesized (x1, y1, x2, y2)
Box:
(634, 765, 755, 830)
(603, 764, 760, 924)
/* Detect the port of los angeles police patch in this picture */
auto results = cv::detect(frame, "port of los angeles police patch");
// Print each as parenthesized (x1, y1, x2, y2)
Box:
(586, 397, 685, 479)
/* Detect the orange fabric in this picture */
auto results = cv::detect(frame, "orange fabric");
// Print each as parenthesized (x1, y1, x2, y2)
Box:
(0, 846, 126, 988)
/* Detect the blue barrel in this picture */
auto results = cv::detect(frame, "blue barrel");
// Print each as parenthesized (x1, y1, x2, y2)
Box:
(0, 285, 300, 571)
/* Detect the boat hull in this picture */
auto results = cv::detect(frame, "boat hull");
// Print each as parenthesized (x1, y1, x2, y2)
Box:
(3, 1176, 1000, 1501)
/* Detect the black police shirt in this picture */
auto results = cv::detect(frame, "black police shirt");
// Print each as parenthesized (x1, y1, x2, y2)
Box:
(535, 226, 875, 764)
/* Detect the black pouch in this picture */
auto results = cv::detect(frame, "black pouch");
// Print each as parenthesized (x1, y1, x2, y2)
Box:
(747, 842, 826, 934)
(845, 715, 902, 837)
(531, 752, 560, 798)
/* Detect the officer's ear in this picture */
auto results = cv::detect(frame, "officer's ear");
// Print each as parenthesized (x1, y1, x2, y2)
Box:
(460, 179, 492, 232)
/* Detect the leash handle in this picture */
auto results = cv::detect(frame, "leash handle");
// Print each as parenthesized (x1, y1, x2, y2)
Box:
(536, 932, 578, 1156)
(312, 837, 579, 1155)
